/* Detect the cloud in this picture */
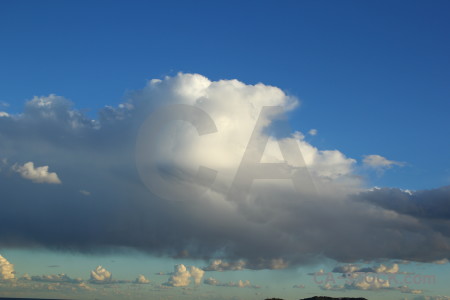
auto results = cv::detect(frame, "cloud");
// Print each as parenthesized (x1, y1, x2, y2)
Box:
(308, 269, 327, 276)
(332, 264, 360, 274)
(0, 112, 9, 118)
(320, 274, 391, 291)
(0, 254, 15, 280)
(203, 277, 260, 289)
(308, 129, 317, 136)
(414, 296, 450, 300)
(89, 266, 112, 284)
(432, 258, 448, 264)
(347, 274, 391, 290)
(363, 154, 404, 169)
(29, 273, 82, 283)
(333, 263, 399, 274)
(293, 284, 305, 288)
(359, 186, 450, 220)
(12, 162, 61, 184)
(163, 264, 204, 287)
(367, 263, 399, 274)
(396, 285, 423, 294)
(189, 266, 205, 285)
(134, 275, 150, 284)
(203, 258, 287, 271)
(79, 190, 91, 196)
(203, 260, 246, 271)
(0, 73, 449, 266)
(156, 272, 167, 275)
(203, 277, 220, 285)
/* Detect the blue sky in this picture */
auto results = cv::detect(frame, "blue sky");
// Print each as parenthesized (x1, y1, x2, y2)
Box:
(1, 1, 450, 299)
(2, 0, 449, 190)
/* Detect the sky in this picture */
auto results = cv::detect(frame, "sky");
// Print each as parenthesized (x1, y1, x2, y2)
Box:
(0, 1, 450, 300)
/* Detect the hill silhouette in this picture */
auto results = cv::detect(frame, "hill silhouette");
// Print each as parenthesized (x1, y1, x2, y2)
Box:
(265, 297, 368, 300)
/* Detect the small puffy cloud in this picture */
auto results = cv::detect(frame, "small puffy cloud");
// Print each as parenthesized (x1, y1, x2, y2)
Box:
(164, 264, 191, 287)
(415, 296, 450, 300)
(164, 264, 204, 287)
(333, 263, 399, 274)
(308, 128, 318, 136)
(308, 269, 327, 276)
(204, 277, 220, 285)
(203, 277, 259, 289)
(347, 275, 391, 290)
(79, 190, 91, 196)
(432, 258, 448, 265)
(332, 264, 359, 274)
(77, 282, 95, 291)
(203, 259, 287, 271)
(0, 112, 9, 118)
(134, 275, 150, 284)
(372, 263, 399, 274)
(0, 254, 15, 280)
(320, 283, 345, 291)
(203, 260, 246, 271)
(248, 258, 288, 270)
(90, 266, 112, 284)
(396, 285, 423, 294)
(363, 154, 404, 169)
(189, 266, 205, 285)
(12, 162, 61, 184)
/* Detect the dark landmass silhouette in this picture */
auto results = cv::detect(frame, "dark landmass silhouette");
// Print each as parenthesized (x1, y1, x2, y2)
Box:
(0, 298, 66, 300)
(265, 297, 368, 300)
(300, 297, 368, 300)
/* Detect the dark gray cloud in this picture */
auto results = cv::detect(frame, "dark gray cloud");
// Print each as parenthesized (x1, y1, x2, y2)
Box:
(0, 74, 449, 267)
(359, 186, 450, 220)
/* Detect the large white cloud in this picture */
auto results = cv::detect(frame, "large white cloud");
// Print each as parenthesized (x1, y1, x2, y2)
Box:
(0, 73, 449, 267)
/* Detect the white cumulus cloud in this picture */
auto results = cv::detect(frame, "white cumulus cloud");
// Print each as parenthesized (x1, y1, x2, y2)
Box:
(0, 254, 15, 280)
(12, 162, 61, 184)
(363, 154, 404, 169)
(90, 266, 112, 284)
(134, 274, 150, 284)
(164, 264, 204, 287)
(308, 128, 317, 136)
